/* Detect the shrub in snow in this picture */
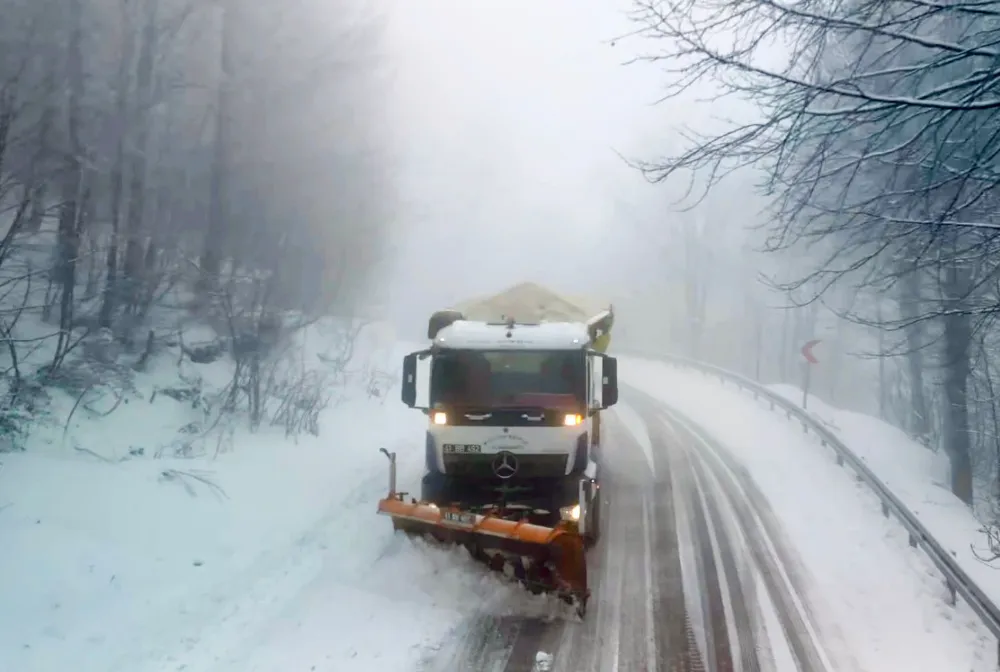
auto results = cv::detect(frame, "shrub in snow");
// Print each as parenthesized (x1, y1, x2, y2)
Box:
(41, 356, 137, 399)
(80, 328, 123, 365)
(0, 405, 31, 452)
(181, 341, 224, 365)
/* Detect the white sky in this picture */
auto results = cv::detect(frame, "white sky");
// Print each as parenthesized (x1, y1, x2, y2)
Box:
(381, 0, 693, 327)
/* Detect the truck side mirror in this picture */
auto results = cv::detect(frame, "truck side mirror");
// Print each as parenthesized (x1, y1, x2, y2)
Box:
(401, 353, 418, 407)
(401, 350, 433, 408)
(600, 355, 618, 409)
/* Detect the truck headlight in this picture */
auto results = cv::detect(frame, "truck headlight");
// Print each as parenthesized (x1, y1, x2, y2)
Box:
(560, 503, 581, 521)
(563, 414, 583, 426)
(432, 411, 448, 425)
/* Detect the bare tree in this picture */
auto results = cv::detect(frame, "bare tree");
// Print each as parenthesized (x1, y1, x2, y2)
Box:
(627, 0, 1000, 506)
(0, 0, 394, 449)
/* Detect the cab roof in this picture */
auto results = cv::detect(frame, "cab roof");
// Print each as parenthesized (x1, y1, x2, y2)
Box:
(433, 320, 590, 350)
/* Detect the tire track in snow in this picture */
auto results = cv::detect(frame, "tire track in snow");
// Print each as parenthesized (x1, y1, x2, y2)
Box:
(423, 397, 820, 672)
(509, 415, 658, 672)
(656, 406, 767, 672)
(696, 462, 768, 672)
(680, 438, 764, 672)
(646, 416, 704, 671)
(548, 420, 637, 672)
(693, 427, 859, 672)
(424, 415, 666, 672)
(547, 412, 676, 672)
(681, 450, 736, 671)
(654, 398, 841, 672)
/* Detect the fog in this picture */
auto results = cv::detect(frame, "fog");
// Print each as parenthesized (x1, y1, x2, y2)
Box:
(381, 0, 692, 329)
(0, 0, 958, 463)
(376, 0, 1000, 513)
(2, 0, 1000, 665)
(376, 0, 844, 409)
(0, 0, 992, 582)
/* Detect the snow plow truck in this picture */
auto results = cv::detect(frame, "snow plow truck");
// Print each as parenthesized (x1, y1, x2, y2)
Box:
(377, 283, 617, 617)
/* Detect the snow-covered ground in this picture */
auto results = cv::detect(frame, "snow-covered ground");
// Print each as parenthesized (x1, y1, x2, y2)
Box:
(0, 324, 534, 672)
(9, 333, 999, 672)
(767, 382, 1000, 631)
(619, 355, 997, 672)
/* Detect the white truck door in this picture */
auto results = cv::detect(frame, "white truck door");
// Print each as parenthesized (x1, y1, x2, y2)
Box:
(589, 353, 603, 410)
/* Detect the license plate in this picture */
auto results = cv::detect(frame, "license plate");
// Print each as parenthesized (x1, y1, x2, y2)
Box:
(442, 511, 477, 526)
(442, 443, 482, 453)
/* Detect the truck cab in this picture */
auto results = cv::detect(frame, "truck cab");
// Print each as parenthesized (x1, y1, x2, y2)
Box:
(399, 311, 618, 538)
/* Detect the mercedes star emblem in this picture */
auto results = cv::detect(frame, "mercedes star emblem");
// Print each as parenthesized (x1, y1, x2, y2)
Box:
(492, 450, 518, 479)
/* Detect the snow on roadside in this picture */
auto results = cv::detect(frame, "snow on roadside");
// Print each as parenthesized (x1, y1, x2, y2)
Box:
(611, 400, 656, 477)
(768, 383, 1000, 633)
(0, 329, 527, 672)
(619, 355, 996, 672)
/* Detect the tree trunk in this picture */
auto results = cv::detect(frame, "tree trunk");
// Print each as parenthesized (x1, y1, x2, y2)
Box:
(198, 0, 233, 296)
(941, 260, 974, 506)
(123, 0, 157, 314)
(826, 313, 846, 404)
(876, 301, 887, 420)
(98, 6, 134, 329)
(898, 269, 931, 443)
(53, 0, 86, 370)
(25, 68, 55, 234)
(779, 307, 791, 382)
(751, 298, 763, 381)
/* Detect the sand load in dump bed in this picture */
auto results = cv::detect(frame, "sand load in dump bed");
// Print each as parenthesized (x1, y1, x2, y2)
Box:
(453, 282, 607, 325)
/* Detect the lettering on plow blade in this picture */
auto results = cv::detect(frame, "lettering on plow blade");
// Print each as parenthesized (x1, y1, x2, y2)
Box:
(492, 451, 519, 479)
(484, 432, 529, 451)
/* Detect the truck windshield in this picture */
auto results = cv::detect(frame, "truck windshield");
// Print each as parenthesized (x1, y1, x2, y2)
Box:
(430, 349, 584, 407)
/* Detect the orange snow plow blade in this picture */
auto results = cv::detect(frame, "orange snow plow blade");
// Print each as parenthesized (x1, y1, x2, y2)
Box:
(376, 450, 589, 615)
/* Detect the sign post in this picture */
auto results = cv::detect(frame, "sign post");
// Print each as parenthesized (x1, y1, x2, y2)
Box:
(800, 339, 820, 409)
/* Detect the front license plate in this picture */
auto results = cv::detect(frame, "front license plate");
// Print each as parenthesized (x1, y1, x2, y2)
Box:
(442, 443, 482, 453)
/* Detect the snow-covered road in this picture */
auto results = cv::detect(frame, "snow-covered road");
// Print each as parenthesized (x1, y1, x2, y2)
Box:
(3, 349, 996, 671)
(420, 391, 857, 671)
(618, 356, 996, 672)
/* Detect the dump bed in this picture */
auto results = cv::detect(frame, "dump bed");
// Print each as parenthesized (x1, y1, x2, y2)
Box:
(451, 282, 612, 352)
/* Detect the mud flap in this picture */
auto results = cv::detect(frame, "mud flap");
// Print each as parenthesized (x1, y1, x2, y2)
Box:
(578, 477, 600, 548)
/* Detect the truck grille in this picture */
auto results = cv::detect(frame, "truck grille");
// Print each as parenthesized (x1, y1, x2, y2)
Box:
(442, 453, 568, 479)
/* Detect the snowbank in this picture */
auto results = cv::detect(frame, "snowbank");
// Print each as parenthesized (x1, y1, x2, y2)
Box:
(618, 355, 996, 672)
(0, 325, 533, 672)
(768, 382, 1000, 624)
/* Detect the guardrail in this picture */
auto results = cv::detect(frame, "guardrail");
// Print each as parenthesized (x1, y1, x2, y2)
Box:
(625, 349, 1000, 664)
